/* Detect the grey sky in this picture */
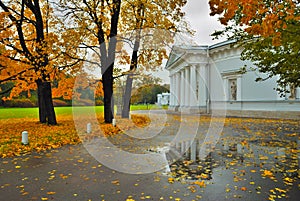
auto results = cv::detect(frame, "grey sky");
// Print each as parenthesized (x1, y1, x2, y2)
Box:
(183, 0, 225, 45)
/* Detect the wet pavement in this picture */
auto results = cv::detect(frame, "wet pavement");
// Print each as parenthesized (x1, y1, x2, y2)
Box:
(0, 111, 299, 200)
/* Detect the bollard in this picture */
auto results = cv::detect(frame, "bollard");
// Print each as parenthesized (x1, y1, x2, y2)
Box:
(22, 131, 28, 145)
(112, 119, 116, 127)
(87, 123, 92, 134)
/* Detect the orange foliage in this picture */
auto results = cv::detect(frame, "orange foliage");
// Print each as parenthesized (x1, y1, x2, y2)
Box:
(209, 0, 299, 42)
(94, 81, 104, 98)
(0, 1, 83, 100)
(52, 75, 76, 100)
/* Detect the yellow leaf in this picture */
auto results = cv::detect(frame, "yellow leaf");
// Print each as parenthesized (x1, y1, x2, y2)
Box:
(259, 156, 268, 160)
(111, 180, 120, 185)
(193, 180, 206, 188)
(262, 170, 273, 177)
(168, 177, 174, 184)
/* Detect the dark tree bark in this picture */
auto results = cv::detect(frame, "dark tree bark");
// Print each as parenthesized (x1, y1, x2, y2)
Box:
(121, 3, 143, 118)
(37, 80, 57, 125)
(102, 64, 114, 123)
(101, 0, 121, 123)
(121, 33, 141, 118)
(121, 72, 134, 118)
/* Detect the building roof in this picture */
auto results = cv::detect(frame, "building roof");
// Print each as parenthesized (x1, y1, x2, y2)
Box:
(165, 39, 237, 69)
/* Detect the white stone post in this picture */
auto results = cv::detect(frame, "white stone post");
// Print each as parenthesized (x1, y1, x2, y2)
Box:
(112, 119, 116, 127)
(22, 131, 28, 145)
(87, 123, 92, 134)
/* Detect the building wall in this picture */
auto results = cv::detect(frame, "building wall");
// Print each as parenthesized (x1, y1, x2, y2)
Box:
(166, 41, 300, 119)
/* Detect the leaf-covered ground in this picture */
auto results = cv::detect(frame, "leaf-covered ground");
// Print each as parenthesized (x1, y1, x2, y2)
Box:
(0, 108, 150, 158)
(0, 110, 299, 200)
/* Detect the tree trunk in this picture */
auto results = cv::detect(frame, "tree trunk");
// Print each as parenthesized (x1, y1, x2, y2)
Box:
(121, 34, 140, 118)
(102, 64, 114, 123)
(37, 80, 57, 125)
(100, 0, 120, 123)
(121, 73, 134, 118)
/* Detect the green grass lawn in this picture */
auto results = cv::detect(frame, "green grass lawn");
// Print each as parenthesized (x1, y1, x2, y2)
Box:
(0, 104, 167, 119)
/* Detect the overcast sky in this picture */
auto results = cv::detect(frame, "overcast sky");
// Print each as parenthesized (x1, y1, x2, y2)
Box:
(183, 0, 225, 45)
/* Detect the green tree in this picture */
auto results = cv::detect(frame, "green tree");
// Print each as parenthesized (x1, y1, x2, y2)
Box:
(241, 23, 300, 97)
(209, 0, 300, 96)
(131, 84, 169, 104)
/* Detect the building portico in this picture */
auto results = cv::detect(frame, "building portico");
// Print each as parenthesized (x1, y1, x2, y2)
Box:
(165, 40, 300, 119)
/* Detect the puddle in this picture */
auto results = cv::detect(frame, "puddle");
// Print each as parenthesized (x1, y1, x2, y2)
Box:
(151, 138, 300, 182)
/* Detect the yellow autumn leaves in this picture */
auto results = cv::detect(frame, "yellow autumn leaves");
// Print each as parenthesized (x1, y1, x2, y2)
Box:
(0, 114, 150, 158)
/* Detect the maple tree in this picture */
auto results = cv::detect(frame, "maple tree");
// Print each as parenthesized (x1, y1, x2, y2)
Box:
(0, 0, 84, 124)
(209, 0, 300, 95)
(119, 0, 189, 118)
(59, 0, 121, 123)
(52, 70, 104, 102)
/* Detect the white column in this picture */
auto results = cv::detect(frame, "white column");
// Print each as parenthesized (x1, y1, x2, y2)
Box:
(237, 77, 242, 101)
(180, 70, 185, 107)
(198, 65, 207, 107)
(190, 65, 198, 107)
(169, 75, 175, 106)
(224, 78, 229, 100)
(185, 66, 190, 107)
(176, 73, 180, 106)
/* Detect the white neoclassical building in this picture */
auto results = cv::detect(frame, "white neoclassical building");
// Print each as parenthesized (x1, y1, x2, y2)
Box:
(166, 40, 300, 119)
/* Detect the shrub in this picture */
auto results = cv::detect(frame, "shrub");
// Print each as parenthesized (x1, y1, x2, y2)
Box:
(53, 99, 69, 107)
(72, 99, 94, 106)
(3, 98, 36, 108)
(95, 99, 104, 106)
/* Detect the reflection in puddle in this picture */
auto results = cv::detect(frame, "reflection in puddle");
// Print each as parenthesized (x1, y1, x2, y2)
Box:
(152, 138, 299, 182)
